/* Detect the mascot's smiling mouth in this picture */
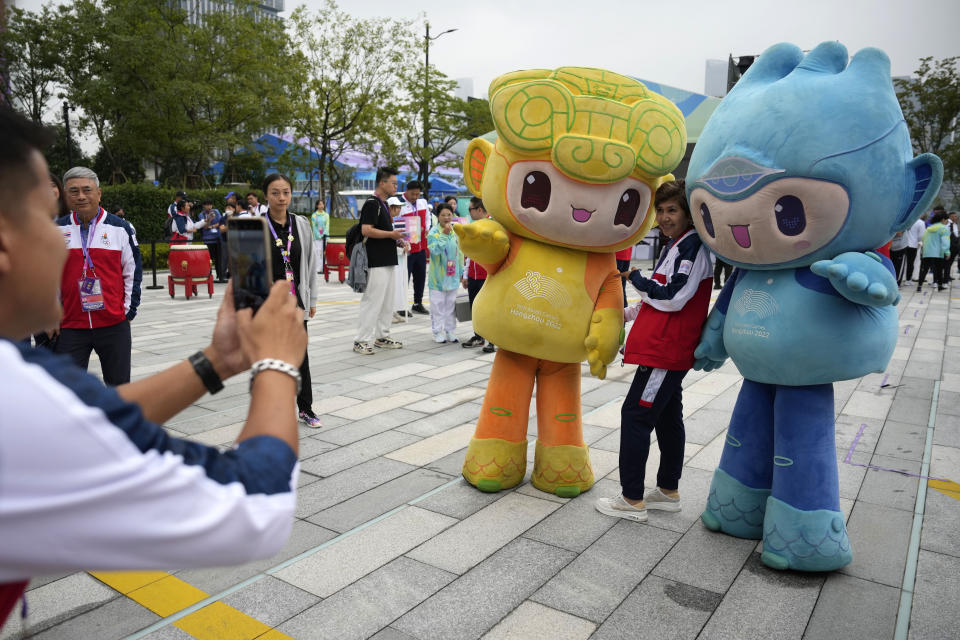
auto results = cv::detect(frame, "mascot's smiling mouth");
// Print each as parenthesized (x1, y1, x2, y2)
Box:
(571, 206, 595, 223)
(730, 224, 751, 248)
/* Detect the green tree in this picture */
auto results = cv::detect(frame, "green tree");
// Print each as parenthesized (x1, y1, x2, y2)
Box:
(51, 0, 301, 186)
(0, 6, 62, 123)
(392, 36, 493, 198)
(895, 56, 960, 205)
(286, 0, 416, 216)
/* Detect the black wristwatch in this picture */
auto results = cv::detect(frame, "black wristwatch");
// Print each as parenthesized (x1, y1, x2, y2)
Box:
(189, 351, 224, 395)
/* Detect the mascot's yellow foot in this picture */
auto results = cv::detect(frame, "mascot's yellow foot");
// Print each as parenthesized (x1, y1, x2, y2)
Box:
(531, 441, 595, 498)
(462, 438, 528, 493)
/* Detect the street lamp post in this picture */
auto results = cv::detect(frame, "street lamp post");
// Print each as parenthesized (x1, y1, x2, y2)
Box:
(423, 23, 457, 200)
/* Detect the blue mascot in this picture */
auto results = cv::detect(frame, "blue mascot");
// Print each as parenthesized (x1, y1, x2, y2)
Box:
(688, 41, 943, 572)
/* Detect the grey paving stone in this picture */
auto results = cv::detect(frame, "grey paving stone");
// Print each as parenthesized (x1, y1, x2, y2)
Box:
(591, 428, 621, 453)
(408, 492, 560, 574)
(346, 375, 431, 400)
(684, 408, 732, 445)
(523, 477, 619, 553)
(591, 574, 719, 640)
(834, 415, 883, 457)
(369, 629, 418, 640)
(166, 405, 249, 434)
(902, 358, 941, 381)
(483, 601, 596, 639)
(277, 557, 455, 640)
(394, 402, 480, 437)
(26, 596, 158, 640)
(0, 574, 117, 639)
(393, 538, 576, 640)
(876, 419, 927, 461)
(298, 436, 340, 460)
(220, 575, 319, 628)
(175, 519, 338, 593)
(25, 572, 75, 591)
(652, 521, 756, 594)
(803, 573, 899, 640)
(937, 389, 960, 416)
(139, 626, 195, 640)
(424, 446, 469, 477)
(837, 448, 870, 500)
(412, 477, 504, 520)
(933, 412, 960, 448)
(698, 553, 823, 640)
(317, 409, 427, 446)
(300, 430, 422, 477)
(530, 520, 680, 623)
(909, 550, 960, 640)
(892, 376, 937, 401)
(841, 501, 913, 587)
(919, 484, 960, 558)
(296, 457, 417, 518)
(857, 455, 921, 512)
(580, 381, 631, 407)
(308, 468, 453, 533)
(642, 465, 715, 534)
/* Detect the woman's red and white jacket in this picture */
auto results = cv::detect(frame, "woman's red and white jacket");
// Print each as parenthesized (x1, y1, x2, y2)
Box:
(622, 228, 712, 371)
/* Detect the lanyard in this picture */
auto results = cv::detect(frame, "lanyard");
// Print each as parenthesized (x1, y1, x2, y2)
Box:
(267, 215, 294, 266)
(77, 210, 100, 275)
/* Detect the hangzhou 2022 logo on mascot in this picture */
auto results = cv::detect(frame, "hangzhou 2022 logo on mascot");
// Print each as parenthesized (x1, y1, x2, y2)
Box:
(455, 67, 685, 497)
(689, 42, 942, 571)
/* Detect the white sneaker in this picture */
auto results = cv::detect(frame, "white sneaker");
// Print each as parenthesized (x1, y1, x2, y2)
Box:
(392, 312, 403, 324)
(644, 487, 681, 512)
(445, 332, 459, 343)
(433, 333, 446, 343)
(353, 341, 375, 355)
(595, 494, 647, 522)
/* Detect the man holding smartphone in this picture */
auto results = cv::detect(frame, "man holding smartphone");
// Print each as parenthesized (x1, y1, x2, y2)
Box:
(353, 167, 405, 354)
(0, 107, 308, 628)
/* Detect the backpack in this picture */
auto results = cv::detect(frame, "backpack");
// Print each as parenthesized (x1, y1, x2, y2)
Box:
(162, 215, 175, 241)
(344, 222, 363, 260)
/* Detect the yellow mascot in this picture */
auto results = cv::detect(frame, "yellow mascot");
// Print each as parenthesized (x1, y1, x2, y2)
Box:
(457, 67, 686, 496)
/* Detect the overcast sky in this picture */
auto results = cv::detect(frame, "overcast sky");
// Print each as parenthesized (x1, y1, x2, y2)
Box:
(12, 0, 960, 96)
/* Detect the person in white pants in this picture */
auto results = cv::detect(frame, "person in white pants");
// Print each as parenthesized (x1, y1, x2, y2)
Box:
(353, 169, 405, 355)
(426, 205, 464, 343)
(387, 197, 411, 322)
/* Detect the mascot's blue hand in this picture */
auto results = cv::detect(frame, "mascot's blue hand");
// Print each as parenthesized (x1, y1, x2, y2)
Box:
(810, 251, 901, 307)
(693, 311, 727, 371)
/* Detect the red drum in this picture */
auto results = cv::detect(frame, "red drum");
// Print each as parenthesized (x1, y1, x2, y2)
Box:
(324, 238, 349, 283)
(169, 244, 211, 278)
(167, 244, 214, 299)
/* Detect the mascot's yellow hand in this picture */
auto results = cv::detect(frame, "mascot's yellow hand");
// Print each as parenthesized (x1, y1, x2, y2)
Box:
(584, 308, 623, 380)
(453, 218, 510, 265)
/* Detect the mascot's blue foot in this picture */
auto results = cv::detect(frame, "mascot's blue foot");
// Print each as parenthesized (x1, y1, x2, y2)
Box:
(702, 467, 769, 539)
(761, 496, 852, 571)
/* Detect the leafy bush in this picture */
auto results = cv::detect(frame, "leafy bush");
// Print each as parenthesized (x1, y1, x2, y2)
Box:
(138, 242, 171, 271)
(100, 183, 252, 243)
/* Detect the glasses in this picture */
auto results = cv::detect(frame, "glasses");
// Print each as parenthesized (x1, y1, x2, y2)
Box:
(468, 206, 478, 211)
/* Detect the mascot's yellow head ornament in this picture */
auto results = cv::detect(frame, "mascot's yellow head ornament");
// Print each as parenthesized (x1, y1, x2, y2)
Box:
(464, 67, 686, 252)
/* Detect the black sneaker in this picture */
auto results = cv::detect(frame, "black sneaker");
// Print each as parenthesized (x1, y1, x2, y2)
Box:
(411, 303, 429, 315)
(462, 335, 485, 348)
(482, 342, 496, 353)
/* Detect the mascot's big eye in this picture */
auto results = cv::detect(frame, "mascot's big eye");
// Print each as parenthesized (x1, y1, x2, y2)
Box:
(614, 189, 642, 227)
(775, 195, 806, 236)
(700, 203, 715, 238)
(520, 171, 551, 212)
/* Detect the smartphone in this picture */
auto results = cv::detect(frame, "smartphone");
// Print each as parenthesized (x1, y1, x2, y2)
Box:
(227, 216, 273, 312)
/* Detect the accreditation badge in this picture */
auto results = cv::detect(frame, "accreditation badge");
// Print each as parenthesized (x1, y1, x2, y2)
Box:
(78, 276, 105, 311)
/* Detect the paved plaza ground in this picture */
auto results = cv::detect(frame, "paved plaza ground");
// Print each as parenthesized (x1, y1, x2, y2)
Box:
(4, 264, 960, 640)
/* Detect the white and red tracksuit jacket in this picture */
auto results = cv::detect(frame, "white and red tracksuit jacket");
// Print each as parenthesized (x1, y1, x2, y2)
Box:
(397, 196, 431, 254)
(623, 228, 712, 371)
(56, 208, 142, 329)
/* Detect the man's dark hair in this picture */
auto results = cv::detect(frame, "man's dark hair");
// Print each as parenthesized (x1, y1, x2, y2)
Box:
(245, 192, 258, 200)
(177, 200, 188, 212)
(0, 108, 54, 205)
(933, 211, 949, 223)
(201, 198, 213, 206)
(469, 197, 485, 211)
(405, 180, 422, 191)
(375, 167, 398, 184)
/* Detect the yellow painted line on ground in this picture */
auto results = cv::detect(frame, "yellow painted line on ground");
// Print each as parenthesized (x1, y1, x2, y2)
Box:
(929, 478, 960, 501)
(91, 571, 293, 640)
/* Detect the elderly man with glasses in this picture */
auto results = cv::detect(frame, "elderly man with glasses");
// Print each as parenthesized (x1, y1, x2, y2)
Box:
(55, 166, 142, 385)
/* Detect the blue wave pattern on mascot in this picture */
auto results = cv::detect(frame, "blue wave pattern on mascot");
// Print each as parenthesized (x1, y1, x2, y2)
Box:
(687, 41, 943, 571)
